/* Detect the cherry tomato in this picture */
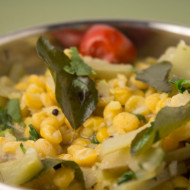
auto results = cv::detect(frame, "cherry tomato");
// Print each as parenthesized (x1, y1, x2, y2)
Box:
(52, 28, 85, 48)
(79, 24, 136, 63)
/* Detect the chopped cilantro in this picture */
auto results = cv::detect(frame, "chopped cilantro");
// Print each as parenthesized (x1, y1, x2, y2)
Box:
(91, 135, 100, 144)
(169, 78, 190, 93)
(20, 143, 26, 154)
(29, 124, 40, 141)
(63, 47, 94, 76)
(135, 114, 146, 122)
(117, 171, 136, 185)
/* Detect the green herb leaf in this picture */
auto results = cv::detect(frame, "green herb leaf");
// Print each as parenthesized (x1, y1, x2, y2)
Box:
(35, 158, 86, 190)
(0, 107, 12, 131)
(135, 114, 146, 122)
(7, 99, 25, 127)
(169, 78, 190, 93)
(36, 36, 98, 129)
(117, 171, 135, 185)
(64, 47, 93, 76)
(29, 124, 40, 141)
(91, 135, 100, 144)
(136, 61, 172, 93)
(7, 99, 22, 122)
(0, 105, 25, 138)
(131, 102, 190, 155)
(20, 143, 26, 154)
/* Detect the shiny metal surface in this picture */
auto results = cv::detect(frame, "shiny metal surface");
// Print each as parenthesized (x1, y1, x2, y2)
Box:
(0, 19, 190, 190)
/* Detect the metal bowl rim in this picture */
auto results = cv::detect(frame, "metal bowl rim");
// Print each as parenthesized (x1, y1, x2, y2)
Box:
(1, 18, 190, 45)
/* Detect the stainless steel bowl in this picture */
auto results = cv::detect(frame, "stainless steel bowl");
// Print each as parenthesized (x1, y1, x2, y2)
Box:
(1, 19, 190, 190)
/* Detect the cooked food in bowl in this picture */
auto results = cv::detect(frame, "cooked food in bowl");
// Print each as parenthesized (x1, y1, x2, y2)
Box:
(1, 22, 190, 190)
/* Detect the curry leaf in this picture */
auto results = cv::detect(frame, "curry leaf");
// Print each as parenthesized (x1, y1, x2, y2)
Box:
(64, 47, 93, 76)
(36, 36, 98, 129)
(136, 61, 172, 93)
(169, 78, 190, 93)
(131, 101, 190, 155)
(35, 158, 86, 190)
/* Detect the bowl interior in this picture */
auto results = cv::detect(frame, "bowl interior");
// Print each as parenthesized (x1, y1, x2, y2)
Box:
(0, 19, 190, 190)
(1, 20, 190, 77)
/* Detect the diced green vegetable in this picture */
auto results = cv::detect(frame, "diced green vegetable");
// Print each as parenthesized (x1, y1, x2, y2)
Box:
(159, 40, 190, 79)
(0, 148, 43, 186)
(36, 37, 98, 129)
(136, 61, 172, 93)
(131, 102, 190, 155)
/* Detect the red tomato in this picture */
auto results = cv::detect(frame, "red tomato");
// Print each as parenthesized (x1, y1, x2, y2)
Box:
(52, 28, 85, 48)
(79, 24, 136, 63)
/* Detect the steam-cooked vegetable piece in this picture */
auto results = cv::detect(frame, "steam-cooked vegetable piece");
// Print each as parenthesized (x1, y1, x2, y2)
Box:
(131, 102, 190, 155)
(100, 148, 132, 172)
(84, 56, 133, 79)
(0, 76, 19, 99)
(159, 40, 190, 79)
(166, 145, 190, 162)
(115, 162, 187, 190)
(100, 123, 150, 157)
(0, 148, 43, 185)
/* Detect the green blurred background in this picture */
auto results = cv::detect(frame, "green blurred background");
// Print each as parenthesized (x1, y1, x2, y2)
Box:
(0, 0, 189, 36)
